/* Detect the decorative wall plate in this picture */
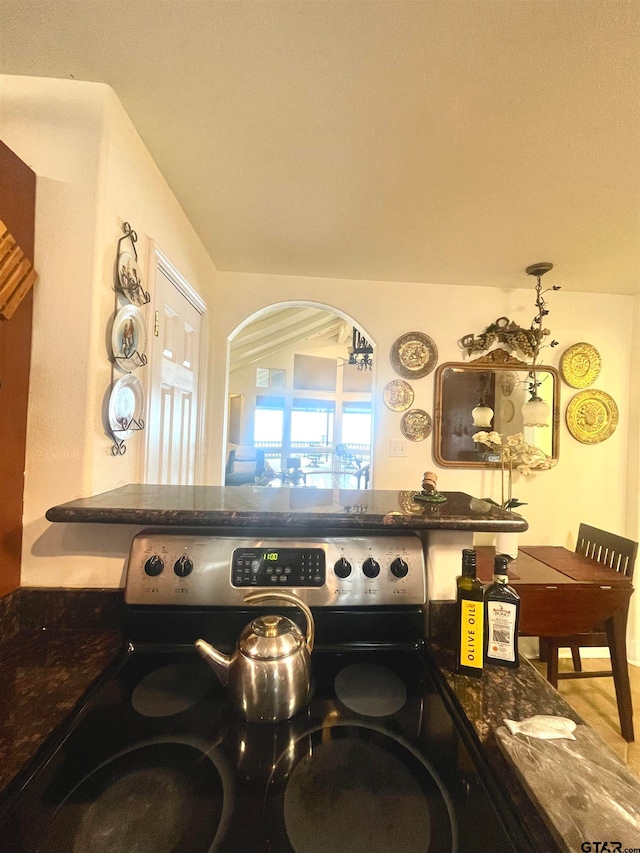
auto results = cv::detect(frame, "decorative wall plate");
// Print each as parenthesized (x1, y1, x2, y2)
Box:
(108, 374, 144, 441)
(566, 389, 618, 444)
(560, 342, 601, 388)
(499, 398, 515, 425)
(383, 380, 414, 412)
(499, 370, 518, 397)
(397, 491, 425, 515)
(117, 251, 145, 304)
(390, 332, 438, 379)
(111, 304, 147, 369)
(400, 409, 432, 441)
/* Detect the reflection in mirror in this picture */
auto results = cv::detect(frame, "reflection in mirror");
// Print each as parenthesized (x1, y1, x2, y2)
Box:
(434, 351, 559, 468)
(225, 306, 374, 488)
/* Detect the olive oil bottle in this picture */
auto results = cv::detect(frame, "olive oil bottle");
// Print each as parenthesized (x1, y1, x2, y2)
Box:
(455, 548, 484, 677)
(485, 554, 520, 668)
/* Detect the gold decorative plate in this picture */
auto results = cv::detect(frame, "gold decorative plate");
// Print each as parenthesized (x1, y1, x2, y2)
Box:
(560, 342, 602, 388)
(400, 409, 433, 441)
(566, 389, 618, 444)
(383, 380, 414, 412)
(396, 491, 426, 515)
(390, 332, 438, 379)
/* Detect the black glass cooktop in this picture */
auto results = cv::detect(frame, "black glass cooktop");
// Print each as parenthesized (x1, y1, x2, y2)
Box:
(1, 646, 518, 853)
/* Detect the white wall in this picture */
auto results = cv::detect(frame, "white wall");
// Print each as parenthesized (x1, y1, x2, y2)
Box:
(0, 76, 218, 587)
(626, 294, 640, 663)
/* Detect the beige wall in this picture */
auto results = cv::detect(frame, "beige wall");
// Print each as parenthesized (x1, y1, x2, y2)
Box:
(2, 76, 638, 662)
(211, 274, 634, 538)
(0, 76, 218, 587)
(212, 277, 639, 659)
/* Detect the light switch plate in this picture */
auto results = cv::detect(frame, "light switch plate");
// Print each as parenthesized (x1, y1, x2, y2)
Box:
(389, 439, 407, 457)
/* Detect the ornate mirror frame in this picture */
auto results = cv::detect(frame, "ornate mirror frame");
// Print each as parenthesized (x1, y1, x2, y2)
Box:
(433, 349, 560, 469)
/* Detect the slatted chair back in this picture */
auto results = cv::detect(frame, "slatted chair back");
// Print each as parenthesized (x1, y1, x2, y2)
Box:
(576, 523, 638, 581)
(539, 524, 638, 741)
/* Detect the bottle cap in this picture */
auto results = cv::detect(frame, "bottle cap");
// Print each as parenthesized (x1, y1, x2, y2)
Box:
(494, 553, 510, 579)
(461, 548, 477, 575)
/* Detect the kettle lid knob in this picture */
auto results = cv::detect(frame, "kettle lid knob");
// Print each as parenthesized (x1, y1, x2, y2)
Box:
(240, 613, 304, 660)
(253, 614, 294, 638)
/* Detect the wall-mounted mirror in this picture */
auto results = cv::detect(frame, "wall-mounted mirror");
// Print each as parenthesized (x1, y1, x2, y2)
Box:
(433, 350, 559, 468)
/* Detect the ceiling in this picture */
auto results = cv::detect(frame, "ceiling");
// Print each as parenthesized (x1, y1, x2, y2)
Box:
(1, 1, 639, 294)
(230, 306, 349, 371)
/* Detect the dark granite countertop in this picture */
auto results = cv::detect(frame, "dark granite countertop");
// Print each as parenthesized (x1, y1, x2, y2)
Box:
(46, 484, 528, 531)
(0, 629, 124, 806)
(429, 642, 640, 852)
(0, 589, 126, 809)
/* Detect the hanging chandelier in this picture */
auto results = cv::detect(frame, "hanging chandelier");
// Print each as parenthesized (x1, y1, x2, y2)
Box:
(471, 372, 494, 428)
(521, 262, 559, 428)
(348, 327, 373, 370)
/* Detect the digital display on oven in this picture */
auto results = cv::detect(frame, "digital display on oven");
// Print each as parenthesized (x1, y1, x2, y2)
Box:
(232, 547, 325, 588)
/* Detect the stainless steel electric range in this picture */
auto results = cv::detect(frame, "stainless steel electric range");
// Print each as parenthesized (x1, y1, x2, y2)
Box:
(0, 530, 527, 853)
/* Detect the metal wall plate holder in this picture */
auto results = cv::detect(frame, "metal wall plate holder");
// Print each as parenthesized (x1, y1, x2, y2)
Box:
(111, 347, 148, 369)
(110, 416, 146, 456)
(115, 222, 150, 306)
(108, 221, 149, 455)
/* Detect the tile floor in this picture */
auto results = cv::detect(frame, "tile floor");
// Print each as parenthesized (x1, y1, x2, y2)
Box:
(531, 656, 640, 775)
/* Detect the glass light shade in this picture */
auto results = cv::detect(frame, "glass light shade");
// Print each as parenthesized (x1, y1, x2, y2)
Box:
(471, 403, 494, 428)
(522, 396, 550, 427)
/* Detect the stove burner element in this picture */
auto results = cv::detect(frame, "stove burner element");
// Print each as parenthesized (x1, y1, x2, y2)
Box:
(334, 663, 407, 716)
(132, 661, 212, 717)
(44, 740, 232, 853)
(280, 728, 454, 853)
(72, 767, 190, 853)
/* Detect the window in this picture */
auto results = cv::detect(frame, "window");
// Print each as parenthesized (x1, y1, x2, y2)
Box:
(342, 402, 372, 446)
(291, 399, 335, 446)
(254, 396, 284, 445)
(256, 368, 285, 388)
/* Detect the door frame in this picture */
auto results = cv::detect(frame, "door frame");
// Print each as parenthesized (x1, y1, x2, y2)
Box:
(144, 242, 208, 484)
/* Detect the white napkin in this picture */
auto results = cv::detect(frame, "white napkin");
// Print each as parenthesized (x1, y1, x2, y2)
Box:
(504, 715, 577, 740)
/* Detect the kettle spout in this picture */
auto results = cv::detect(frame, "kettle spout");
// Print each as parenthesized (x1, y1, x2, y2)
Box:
(195, 639, 231, 687)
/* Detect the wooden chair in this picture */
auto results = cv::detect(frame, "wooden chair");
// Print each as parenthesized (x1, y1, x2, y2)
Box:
(540, 523, 637, 741)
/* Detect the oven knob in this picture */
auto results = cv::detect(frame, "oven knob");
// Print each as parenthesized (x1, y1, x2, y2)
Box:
(362, 557, 380, 578)
(334, 558, 352, 578)
(174, 555, 194, 577)
(390, 557, 409, 578)
(144, 555, 164, 577)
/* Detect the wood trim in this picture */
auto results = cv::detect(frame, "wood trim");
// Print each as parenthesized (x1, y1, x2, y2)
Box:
(0, 142, 36, 595)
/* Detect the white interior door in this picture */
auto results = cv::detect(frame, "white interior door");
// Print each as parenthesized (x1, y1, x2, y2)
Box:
(145, 248, 206, 485)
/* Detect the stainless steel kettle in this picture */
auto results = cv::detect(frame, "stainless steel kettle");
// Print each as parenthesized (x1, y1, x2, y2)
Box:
(195, 591, 314, 723)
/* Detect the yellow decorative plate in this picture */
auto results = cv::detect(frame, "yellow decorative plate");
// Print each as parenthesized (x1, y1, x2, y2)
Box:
(566, 389, 618, 444)
(390, 332, 438, 379)
(383, 380, 414, 412)
(400, 409, 432, 441)
(560, 342, 602, 388)
(396, 491, 426, 515)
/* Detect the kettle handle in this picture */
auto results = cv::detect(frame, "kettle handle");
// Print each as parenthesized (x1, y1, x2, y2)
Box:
(243, 590, 315, 653)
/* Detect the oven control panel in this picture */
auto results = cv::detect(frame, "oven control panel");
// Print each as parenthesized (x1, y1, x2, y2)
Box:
(125, 532, 426, 606)
(232, 548, 325, 588)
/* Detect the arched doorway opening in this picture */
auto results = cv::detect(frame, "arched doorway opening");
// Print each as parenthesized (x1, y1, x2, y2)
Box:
(223, 302, 375, 489)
